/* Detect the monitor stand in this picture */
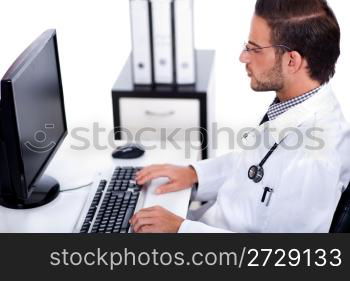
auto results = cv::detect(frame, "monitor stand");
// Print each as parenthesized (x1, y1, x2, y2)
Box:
(0, 175, 60, 209)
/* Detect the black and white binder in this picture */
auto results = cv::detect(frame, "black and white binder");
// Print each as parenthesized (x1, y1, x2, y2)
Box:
(150, 0, 174, 84)
(174, 0, 196, 84)
(130, 0, 153, 84)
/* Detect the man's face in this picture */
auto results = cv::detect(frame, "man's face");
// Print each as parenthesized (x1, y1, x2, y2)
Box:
(239, 15, 285, 92)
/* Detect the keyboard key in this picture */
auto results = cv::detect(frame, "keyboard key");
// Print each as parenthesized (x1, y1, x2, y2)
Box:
(121, 208, 134, 229)
(124, 192, 132, 201)
(80, 225, 89, 233)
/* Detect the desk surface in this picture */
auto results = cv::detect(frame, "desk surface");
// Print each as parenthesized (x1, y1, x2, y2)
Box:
(0, 138, 200, 233)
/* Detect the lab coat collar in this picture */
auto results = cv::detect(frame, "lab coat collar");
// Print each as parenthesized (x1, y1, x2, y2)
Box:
(260, 83, 337, 144)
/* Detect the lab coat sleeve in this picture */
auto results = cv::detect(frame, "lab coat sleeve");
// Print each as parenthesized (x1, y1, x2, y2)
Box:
(191, 151, 241, 201)
(178, 219, 234, 233)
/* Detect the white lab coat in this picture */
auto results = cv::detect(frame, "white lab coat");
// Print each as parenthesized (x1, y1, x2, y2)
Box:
(178, 84, 350, 233)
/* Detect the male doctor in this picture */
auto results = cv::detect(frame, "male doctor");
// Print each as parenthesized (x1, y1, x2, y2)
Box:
(130, 0, 350, 233)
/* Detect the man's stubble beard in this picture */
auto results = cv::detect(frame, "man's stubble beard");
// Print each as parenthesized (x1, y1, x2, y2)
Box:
(251, 55, 284, 92)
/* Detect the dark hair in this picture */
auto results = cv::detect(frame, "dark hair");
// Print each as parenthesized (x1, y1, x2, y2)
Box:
(255, 0, 340, 85)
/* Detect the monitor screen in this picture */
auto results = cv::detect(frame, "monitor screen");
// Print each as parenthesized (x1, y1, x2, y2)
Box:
(1, 29, 67, 200)
(12, 35, 66, 188)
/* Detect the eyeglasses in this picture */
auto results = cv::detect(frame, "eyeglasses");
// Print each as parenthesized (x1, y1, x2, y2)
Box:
(243, 42, 293, 54)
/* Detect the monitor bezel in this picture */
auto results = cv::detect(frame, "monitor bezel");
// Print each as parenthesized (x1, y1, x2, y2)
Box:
(0, 29, 67, 200)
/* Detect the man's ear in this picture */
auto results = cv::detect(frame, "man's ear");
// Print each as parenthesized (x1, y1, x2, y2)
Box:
(286, 51, 303, 73)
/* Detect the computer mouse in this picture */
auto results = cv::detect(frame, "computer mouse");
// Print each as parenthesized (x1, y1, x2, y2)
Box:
(111, 143, 145, 159)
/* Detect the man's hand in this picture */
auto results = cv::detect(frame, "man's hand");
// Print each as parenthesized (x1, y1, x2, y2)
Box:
(130, 206, 184, 233)
(135, 164, 198, 194)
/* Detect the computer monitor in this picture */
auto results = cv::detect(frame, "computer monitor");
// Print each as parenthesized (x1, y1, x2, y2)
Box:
(0, 29, 67, 209)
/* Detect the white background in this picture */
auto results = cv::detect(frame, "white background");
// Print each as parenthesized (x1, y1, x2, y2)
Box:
(0, 0, 349, 148)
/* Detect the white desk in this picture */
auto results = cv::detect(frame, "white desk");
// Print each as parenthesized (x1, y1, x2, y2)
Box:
(0, 138, 200, 233)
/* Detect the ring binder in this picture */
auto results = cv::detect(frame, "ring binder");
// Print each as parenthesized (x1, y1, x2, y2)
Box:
(150, 0, 174, 84)
(130, 0, 153, 85)
(174, 0, 196, 84)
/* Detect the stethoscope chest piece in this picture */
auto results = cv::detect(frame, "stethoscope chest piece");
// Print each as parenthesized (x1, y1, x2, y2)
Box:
(248, 142, 278, 184)
(248, 165, 264, 183)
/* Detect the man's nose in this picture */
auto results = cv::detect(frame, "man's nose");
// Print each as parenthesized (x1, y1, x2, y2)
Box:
(239, 50, 250, 64)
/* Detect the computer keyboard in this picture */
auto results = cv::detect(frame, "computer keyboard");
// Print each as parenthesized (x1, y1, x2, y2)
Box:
(80, 167, 143, 233)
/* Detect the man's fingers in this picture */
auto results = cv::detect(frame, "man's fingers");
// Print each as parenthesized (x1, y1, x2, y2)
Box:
(137, 225, 159, 233)
(155, 182, 179, 194)
(132, 218, 155, 233)
(136, 169, 171, 185)
(135, 165, 170, 182)
(137, 169, 165, 183)
(136, 165, 164, 179)
(130, 208, 159, 225)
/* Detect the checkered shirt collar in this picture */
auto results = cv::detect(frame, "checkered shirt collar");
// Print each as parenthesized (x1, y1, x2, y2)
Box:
(267, 86, 322, 121)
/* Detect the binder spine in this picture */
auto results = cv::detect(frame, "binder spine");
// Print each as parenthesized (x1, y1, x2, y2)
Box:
(150, 0, 174, 84)
(130, 0, 153, 85)
(174, 0, 196, 84)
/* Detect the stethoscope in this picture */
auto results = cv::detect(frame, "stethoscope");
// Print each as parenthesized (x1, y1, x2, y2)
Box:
(246, 114, 279, 206)
(247, 142, 279, 206)
(248, 142, 279, 183)
(248, 113, 278, 183)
